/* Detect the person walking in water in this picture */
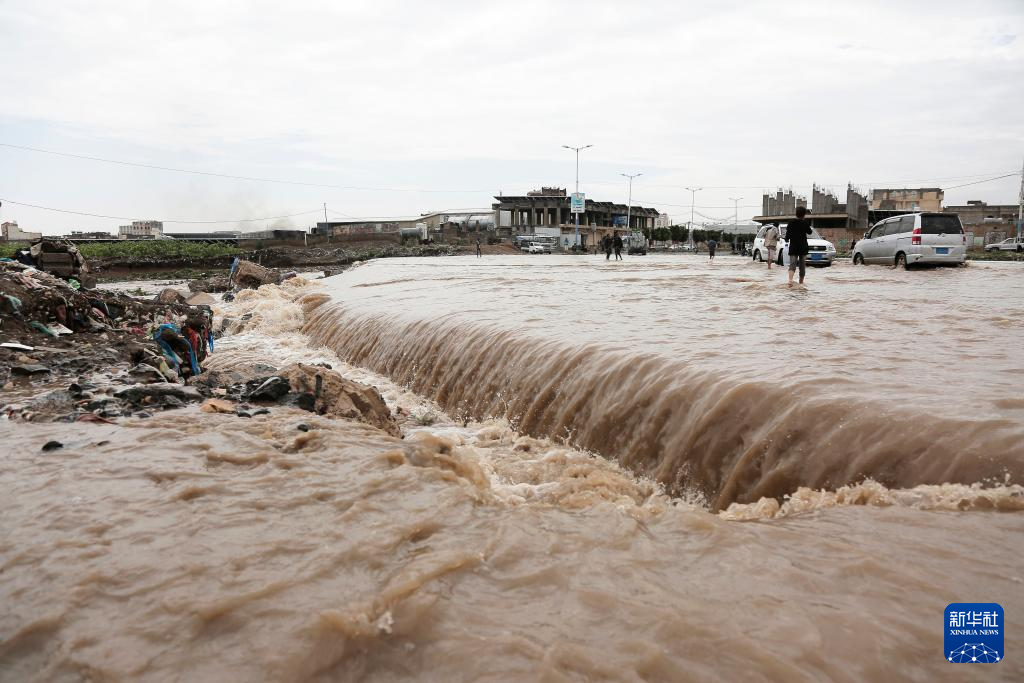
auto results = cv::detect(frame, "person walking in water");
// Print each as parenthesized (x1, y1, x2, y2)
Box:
(763, 221, 780, 269)
(613, 233, 624, 260)
(603, 234, 613, 260)
(707, 238, 717, 260)
(475, 234, 482, 258)
(787, 206, 813, 286)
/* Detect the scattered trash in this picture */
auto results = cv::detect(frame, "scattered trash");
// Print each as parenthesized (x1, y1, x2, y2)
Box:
(244, 376, 290, 402)
(1, 342, 34, 351)
(29, 321, 59, 338)
(11, 364, 50, 376)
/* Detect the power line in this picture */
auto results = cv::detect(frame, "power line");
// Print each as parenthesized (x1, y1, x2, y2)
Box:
(943, 172, 1021, 190)
(0, 198, 322, 224)
(0, 142, 488, 194)
(3, 141, 1018, 198)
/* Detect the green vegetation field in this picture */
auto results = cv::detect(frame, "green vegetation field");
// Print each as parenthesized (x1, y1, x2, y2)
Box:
(77, 241, 240, 260)
(1, 240, 240, 260)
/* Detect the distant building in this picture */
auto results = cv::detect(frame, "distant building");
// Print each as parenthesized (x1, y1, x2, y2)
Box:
(754, 185, 870, 252)
(870, 188, 943, 212)
(491, 187, 660, 248)
(761, 189, 807, 217)
(1, 221, 42, 242)
(943, 200, 1019, 229)
(163, 231, 240, 241)
(944, 200, 1022, 246)
(68, 230, 115, 240)
(314, 210, 494, 240)
(654, 213, 672, 229)
(240, 229, 308, 241)
(118, 220, 164, 239)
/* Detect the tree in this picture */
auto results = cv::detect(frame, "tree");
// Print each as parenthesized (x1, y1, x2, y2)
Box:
(670, 225, 689, 243)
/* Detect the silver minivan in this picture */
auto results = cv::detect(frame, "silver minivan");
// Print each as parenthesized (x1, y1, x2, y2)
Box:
(852, 213, 966, 268)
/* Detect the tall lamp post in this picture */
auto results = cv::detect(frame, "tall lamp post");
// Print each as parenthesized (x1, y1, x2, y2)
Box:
(621, 172, 642, 237)
(685, 186, 702, 246)
(729, 196, 743, 251)
(563, 144, 592, 250)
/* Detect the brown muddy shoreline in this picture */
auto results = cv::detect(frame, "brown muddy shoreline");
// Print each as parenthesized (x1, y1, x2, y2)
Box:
(88, 243, 461, 281)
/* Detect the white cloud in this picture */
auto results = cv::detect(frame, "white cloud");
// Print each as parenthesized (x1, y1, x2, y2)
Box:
(0, 0, 1021, 231)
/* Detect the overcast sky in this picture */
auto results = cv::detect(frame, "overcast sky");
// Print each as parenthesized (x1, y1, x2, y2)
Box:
(1, 0, 1021, 234)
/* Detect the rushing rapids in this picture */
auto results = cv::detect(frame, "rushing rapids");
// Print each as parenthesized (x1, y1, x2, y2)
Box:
(3, 262, 1023, 681)
(304, 255, 1024, 507)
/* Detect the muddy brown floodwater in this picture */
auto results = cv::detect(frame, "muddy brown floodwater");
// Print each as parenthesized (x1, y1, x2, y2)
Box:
(2, 256, 1023, 682)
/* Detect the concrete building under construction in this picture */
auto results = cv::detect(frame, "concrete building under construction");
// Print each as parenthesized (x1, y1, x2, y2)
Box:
(491, 187, 660, 249)
(754, 185, 870, 252)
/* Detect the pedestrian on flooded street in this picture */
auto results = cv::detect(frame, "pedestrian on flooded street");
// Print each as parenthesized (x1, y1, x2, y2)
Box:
(787, 206, 813, 286)
(707, 238, 717, 260)
(603, 234, 613, 260)
(476, 234, 482, 258)
(613, 234, 624, 260)
(764, 221, 780, 269)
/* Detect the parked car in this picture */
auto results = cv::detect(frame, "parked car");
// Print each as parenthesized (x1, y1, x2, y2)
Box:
(751, 224, 836, 267)
(852, 213, 966, 268)
(526, 242, 550, 254)
(985, 236, 1024, 252)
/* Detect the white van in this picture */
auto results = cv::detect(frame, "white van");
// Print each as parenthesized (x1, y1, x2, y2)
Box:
(852, 213, 966, 268)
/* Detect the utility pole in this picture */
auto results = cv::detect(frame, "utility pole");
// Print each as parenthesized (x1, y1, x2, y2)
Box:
(1018, 155, 1023, 238)
(621, 172, 642, 238)
(686, 187, 702, 231)
(564, 144, 592, 250)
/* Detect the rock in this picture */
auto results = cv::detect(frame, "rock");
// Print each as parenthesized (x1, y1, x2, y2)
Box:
(155, 288, 187, 304)
(285, 392, 317, 412)
(135, 411, 153, 419)
(114, 384, 202, 404)
(85, 397, 120, 412)
(41, 440, 63, 451)
(161, 396, 187, 410)
(127, 363, 167, 384)
(185, 292, 215, 306)
(200, 398, 235, 414)
(188, 275, 232, 293)
(232, 260, 280, 290)
(243, 376, 290, 402)
(251, 408, 270, 416)
(11, 364, 50, 375)
(277, 363, 400, 437)
(296, 423, 310, 432)
(235, 409, 252, 418)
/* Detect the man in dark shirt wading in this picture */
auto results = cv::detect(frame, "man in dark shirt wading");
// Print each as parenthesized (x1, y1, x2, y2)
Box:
(787, 206, 813, 287)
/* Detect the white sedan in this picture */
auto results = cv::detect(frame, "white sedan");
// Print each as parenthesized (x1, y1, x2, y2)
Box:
(985, 237, 1024, 252)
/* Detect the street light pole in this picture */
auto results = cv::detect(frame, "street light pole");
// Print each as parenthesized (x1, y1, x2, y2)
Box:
(621, 172, 642, 237)
(729, 196, 742, 249)
(685, 186, 702, 245)
(563, 144, 592, 250)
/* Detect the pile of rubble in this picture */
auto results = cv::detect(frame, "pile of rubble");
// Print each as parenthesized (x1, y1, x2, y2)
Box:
(0, 260, 213, 387)
(2, 259, 399, 437)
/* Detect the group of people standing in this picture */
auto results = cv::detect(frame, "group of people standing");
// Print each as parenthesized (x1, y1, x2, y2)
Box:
(601, 234, 624, 261)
